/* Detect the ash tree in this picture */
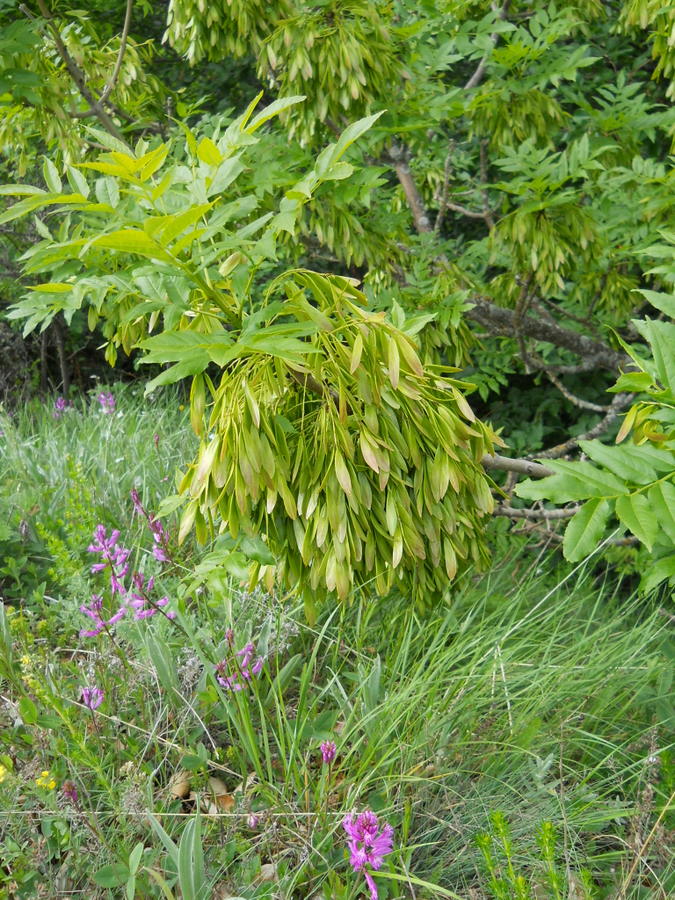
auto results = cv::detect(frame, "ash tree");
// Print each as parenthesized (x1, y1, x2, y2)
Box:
(1, 0, 674, 603)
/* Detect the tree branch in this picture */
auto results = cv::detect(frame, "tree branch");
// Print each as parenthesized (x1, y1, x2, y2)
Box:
(387, 142, 629, 373)
(493, 505, 578, 519)
(387, 144, 433, 233)
(534, 393, 633, 459)
(98, 0, 133, 104)
(466, 296, 629, 372)
(464, 0, 511, 90)
(28, 0, 127, 142)
(481, 453, 554, 478)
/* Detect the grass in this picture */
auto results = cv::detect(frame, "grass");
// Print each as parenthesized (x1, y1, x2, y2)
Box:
(0, 388, 673, 899)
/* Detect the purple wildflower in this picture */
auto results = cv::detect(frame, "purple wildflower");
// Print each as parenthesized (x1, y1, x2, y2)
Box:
(343, 810, 394, 900)
(129, 490, 172, 564)
(321, 740, 337, 764)
(127, 571, 175, 621)
(247, 814, 260, 829)
(97, 391, 116, 413)
(88, 525, 130, 595)
(79, 593, 126, 638)
(215, 640, 264, 692)
(61, 780, 78, 804)
(53, 396, 71, 419)
(81, 686, 104, 710)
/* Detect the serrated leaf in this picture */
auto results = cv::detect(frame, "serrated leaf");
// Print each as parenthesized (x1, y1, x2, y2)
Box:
(42, 158, 61, 193)
(615, 493, 658, 550)
(196, 137, 223, 166)
(637, 290, 675, 318)
(245, 95, 306, 133)
(18, 696, 37, 724)
(562, 498, 611, 562)
(578, 439, 665, 484)
(640, 554, 675, 593)
(516, 460, 628, 502)
(647, 482, 675, 544)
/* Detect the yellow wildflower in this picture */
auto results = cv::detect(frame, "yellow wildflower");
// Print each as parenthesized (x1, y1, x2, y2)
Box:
(0, 764, 8, 784)
(36, 770, 56, 790)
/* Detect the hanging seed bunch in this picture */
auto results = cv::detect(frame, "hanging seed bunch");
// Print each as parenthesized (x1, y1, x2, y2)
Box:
(164, 0, 293, 63)
(179, 271, 498, 610)
(262, 3, 401, 141)
(165, 0, 400, 143)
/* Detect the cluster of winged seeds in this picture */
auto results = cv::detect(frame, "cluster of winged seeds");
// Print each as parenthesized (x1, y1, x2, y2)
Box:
(180, 272, 497, 609)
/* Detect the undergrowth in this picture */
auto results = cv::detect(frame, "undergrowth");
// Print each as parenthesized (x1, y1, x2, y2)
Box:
(0, 390, 672, 899)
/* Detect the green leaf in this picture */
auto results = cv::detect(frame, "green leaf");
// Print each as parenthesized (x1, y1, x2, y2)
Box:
(615, 493, 658, 550)
(178, 812, 206, 900)
(562, 498, 611, 562)
(94, 177, 120, 208)
(42, 158, 61, 193)
(18, 696, 37, 724)
(640, 554, 675, 594)
(207, 157, 245, 196)
(145, 634, 179, 698)
(27, 282, 72, 294)
(633, 319, 675, 391)
(637, 290, 675, 318)
(609, 371, 655, 393)
(245, 95, 306, 133)
(128, 842, 144, 876)
(0, 192, 88, 226)
(516, 460, 628, 503)
(89, 229, 173, 261)
(196, 137, 223, 166)
(83, 126, 131, 154)
(315, 111, 384, 176)
(66, 166, 90, 197)
(0, 184, 46, 196)
(144, 203, 215, 246)
(93, 864, 130, 888)
(578, 439, 669, 484)
(647, 482, 675, 544)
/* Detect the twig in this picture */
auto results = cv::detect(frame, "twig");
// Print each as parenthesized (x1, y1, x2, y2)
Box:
(535, 393, 633, 459)
(28, 0, 126, 142)
(481, 453, 554, 478)
(464, 0, 511, 90)
(493, 505, 578, 519)
(526, 528, 639, 547)
(479, 140, 495, 228)
(388, 143, 432, 233)
(467, 296, 630, 372)
(98, 0, 133, 104)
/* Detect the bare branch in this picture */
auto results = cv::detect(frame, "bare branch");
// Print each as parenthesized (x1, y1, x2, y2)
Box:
(542, 367, 611, 412)
(493, 505, 578, 519)
(526, 528, 638, 548)
(443, 201, 492, 220)
(464, 0, 511, 90)
(388, 144, 433, 233)
(27, 0, 127, 142)
(98, 0, 133, 104)
(535, 393, 633, 459)
(481, 453, 554, 478)
(467, 296, 629, 371)
(479, 140, 495, 229)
